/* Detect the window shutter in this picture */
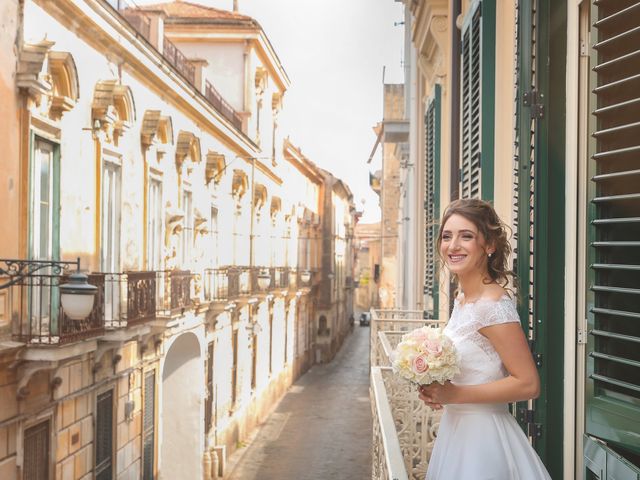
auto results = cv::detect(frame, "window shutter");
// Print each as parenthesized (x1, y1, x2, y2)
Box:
(143, 371, 156, 480)
(460, 2, 482, 199)
(586, 0, 640, 460)
(205, 343, 214, 434)
(460, 0, 496, 201)
(424, 85, 441, 318)
(95, 389, 114, 480)
(23, 421, 49, 480)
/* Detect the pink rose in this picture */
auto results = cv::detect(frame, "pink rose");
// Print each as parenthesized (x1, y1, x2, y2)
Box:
(409, 328, 430, 343)
(423, 339, 443, 357)
(411, 354, 429, 374)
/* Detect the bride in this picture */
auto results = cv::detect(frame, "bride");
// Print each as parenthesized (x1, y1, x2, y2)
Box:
(419, 199, 551, 479)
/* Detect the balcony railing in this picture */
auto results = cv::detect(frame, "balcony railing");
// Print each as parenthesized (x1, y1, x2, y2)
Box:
(205, 80, 243, 131)
(163, 37, 196, 85)
(7, 269, 105, 345)
(370, 309, 446, 480)
(156, 270, 194, 316)
(126, 271, 157, 325)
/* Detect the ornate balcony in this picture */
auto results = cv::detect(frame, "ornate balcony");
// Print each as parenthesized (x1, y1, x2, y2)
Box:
(6, 267, 105, 345)
(156, 270, 194, 317)
(370, 309, 446, 479)
(126, 271, 157, 326)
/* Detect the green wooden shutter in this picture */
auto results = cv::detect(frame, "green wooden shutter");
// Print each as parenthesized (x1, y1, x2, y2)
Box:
(95, 389, 114, 480)
(460, 0, 496, 201)
(586, 0, 640, 464)
(143, 371, 156, 480)
(424, 85, 441, 318)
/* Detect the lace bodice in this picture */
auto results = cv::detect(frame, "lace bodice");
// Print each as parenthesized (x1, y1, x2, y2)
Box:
(444, 295, 521, 385)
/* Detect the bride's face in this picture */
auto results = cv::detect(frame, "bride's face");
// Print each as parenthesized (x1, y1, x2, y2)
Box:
(440, 214, 492, 277)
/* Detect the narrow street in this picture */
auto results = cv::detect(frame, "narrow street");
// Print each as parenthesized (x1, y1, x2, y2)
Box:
(228, 324, 372, 480)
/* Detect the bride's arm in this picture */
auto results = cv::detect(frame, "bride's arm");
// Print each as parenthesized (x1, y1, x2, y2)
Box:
(419, 323, 540, 405)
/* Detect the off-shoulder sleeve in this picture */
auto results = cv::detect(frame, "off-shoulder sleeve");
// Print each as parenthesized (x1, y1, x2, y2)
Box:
(473, 297, 521, 329)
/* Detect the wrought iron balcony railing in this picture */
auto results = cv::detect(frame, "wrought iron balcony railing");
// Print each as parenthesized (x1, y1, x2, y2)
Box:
(155, 270, 194, 317)
(5, 267, 105, 345)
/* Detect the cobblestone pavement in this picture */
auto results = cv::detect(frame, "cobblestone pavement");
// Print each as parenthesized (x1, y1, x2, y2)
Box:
(228, 324, 372, 480)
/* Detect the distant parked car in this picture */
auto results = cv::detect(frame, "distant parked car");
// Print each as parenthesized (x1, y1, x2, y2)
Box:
(359, 312, 371, 326)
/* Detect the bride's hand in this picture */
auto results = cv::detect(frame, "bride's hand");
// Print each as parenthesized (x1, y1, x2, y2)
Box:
(418, 381, 458, 408)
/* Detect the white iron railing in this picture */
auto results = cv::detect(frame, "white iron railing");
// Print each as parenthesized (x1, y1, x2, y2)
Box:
(370, 309, 446, 480)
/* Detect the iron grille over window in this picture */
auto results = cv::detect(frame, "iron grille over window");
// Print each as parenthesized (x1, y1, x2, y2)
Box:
(23, 421, 49, 480)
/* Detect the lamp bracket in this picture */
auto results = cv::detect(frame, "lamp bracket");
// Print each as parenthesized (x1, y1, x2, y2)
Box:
(0, 258, 80, 289)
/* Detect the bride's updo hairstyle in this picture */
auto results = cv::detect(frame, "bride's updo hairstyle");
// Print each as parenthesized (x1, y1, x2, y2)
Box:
(436, 198, 514, 288)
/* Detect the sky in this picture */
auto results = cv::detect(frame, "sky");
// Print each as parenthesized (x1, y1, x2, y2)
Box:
(138, 0, 406, 223)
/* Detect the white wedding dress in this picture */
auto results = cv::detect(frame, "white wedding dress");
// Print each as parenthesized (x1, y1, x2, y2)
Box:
(426, 295, 552, 480)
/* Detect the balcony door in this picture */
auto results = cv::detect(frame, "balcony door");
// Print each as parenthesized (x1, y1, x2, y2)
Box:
(101, 152, 122, 325)
(29, 137, 60, 337)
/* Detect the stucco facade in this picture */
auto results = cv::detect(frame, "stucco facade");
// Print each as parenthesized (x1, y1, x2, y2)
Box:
(0, 1, 356, 479)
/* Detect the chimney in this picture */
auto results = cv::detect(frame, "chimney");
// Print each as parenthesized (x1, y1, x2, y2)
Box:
(233, 0, 238, 11)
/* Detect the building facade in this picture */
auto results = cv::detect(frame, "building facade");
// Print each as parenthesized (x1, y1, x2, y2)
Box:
(0, 1, 356, 479)
(354, 223, 381, 312)
(386, 0, 640, 478)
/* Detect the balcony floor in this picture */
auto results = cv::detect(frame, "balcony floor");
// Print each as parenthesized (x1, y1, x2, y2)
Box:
(227, 325, 372, 480)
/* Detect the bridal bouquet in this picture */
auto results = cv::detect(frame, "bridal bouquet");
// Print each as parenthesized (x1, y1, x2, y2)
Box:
(391, 326, 460, 385)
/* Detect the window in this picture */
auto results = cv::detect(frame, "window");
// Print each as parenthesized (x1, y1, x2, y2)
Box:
(231, 327, 238, 406)
(147, 177, 162, 270)
(210, 207, 219, 268)
(23, 420, 50, 480)
(181, 190, 193, 266)
(102, 153, 122, 324)
(143, 372, 156, 480)
(95, 389, 114, 480)
(205, 343, 214, 434)
(29, 138, 60, 330)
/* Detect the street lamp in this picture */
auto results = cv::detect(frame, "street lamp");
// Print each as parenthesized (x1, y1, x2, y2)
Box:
(60, 271, 98, 320)
(257, 269, 271, 291)
(0, 258, 97, 320)
(300, 270, 311, 284)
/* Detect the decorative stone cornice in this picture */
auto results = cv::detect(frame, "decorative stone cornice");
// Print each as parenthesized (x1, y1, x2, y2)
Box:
(232, 169, 249, 198)
(17, 43, 80, 119)
(175, 130, 201, 171)
(413, 0, 448, 88)
(253, 183, 267, 210)
(92, 80, 136, 143)
(141, 110, 162, 147)
(205, 151, 226, 185)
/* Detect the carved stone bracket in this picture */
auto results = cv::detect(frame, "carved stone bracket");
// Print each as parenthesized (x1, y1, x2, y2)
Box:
(232, 169, 249, 199)
(253, 183, 267, 210)
(16, 360, 57, 399)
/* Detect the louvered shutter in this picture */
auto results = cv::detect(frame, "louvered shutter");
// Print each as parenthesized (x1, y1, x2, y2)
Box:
(460, 2, 482, 199)
(460, 0, 496, 201)
(23, 421, 49, 480)
(586, 0, 640, 461)
(423, 85, 441, 318)
(143, 372, 156, 480)
(95, 390, 114, 480)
